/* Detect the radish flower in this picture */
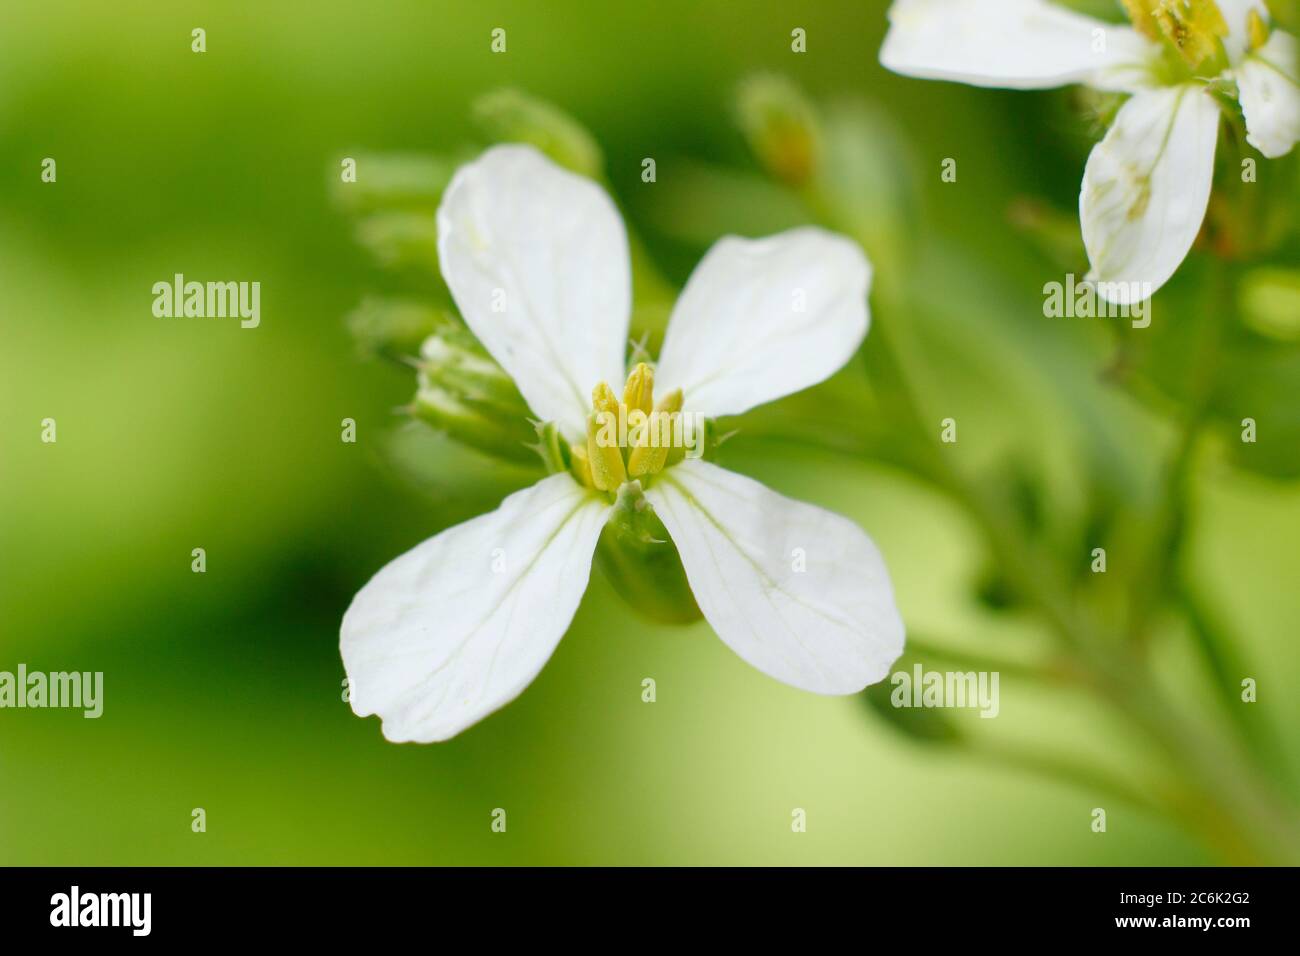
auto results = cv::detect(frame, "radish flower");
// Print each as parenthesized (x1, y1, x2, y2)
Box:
(341, 145, 905, 743)
(881, 0, 1300, 303)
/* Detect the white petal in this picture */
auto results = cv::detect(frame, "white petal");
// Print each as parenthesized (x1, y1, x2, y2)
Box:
(341, 474, 610, 742)
(880, 0, 1158, 92)
(1237, 30, 1300, 159)
(654, 227, 870, 419)
(437, 145, 631, 439)
(1080, 86, 1219, 304)
(645, 460, 904, 695)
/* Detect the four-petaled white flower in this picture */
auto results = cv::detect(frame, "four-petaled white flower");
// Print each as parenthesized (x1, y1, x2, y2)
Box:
(341, 144, 905, 743)
(881, 0, 1300, 304)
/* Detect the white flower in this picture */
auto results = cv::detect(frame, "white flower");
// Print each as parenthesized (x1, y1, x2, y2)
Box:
(881, 0, 1300, 303)
(341, 144, 905, 743)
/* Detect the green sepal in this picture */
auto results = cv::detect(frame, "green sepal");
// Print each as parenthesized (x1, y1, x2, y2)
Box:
(411, 385, 538, 464)
(595, 481, 701, 625)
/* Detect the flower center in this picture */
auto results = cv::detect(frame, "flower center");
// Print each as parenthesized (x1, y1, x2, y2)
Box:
(570, 362, 691, 492)
(1125, 0, 1232, 74)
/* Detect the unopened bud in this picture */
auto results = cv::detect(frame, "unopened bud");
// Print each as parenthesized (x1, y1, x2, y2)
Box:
(333, 153, 455, 215)
(355, 212, 440, 271)
(473, 89, 604, 178)
(412, 385, 537, 463)
(346, 297, 451, 359)
(420, 334, 530, 418)
(736, 74, 822, 188)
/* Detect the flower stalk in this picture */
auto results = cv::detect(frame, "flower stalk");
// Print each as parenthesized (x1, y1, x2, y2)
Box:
(744, 63, 1300, 862)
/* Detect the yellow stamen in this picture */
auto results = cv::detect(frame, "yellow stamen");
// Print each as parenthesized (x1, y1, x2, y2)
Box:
(1246, 8, 1270, 52)
(626, 390, 681, 476)
(592, 381, 621, 418)
(568, 441, 595, 488)
(623, 362, 654, 416)
(586, 403, 626, 491)
(627, 420, 667, 477)
(654, 387, 683, 416)
(1154, 0, 1227, 69)
(1120, 0, 1162, 41)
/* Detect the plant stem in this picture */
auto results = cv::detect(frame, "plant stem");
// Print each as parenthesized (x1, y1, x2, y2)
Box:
(858, 251, 1300, 863)
(904, 633, 1081, 685)
(1125, 264, 1228, 641)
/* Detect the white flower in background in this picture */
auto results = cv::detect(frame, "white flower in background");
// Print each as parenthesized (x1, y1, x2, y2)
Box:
(881, 0, 1300, 304)
(341, 144, 905, 743)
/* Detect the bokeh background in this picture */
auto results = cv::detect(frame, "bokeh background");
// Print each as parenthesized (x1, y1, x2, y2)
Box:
(2, 0, 1298, 865)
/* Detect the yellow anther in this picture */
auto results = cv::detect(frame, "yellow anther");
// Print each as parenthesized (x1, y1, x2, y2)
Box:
(1246, 8, 1270, 51)
(568, 440, 595, 488)
(592, 381, 621, 418)
(1155, 0, 1227, 69)
(623, 362, 655, 416)
(628, 389, 684, 478)
(1120, 0, 1162, 41)
(627, 430, 665, 478)
(586, 412, 626, 491)
(654, 387, 683, 416)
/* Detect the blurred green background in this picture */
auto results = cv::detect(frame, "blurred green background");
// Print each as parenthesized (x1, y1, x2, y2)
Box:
(3, 0, 1298, 865)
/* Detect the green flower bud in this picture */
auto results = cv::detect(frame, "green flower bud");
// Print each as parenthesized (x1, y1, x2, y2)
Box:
(735, 73, 822, 189)
(354, 212, 439, 272)
(412, 384, 538, 464)
(412, 329, 535, 463)
(1240, 267, 1300, 342)
(473, 89, 604, 179)
(419, 334, 531, 418)
(346, 297, 452, 360)
(332, 153, 456, 216)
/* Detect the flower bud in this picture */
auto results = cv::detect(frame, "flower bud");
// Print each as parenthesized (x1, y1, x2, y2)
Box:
(332, 153, 455, 216)
(346, 297, 451, 360)
(411, 327, 535, 463)
(412, 385, 537, 464)
(354, 212, 439, 272)
(420, 333, 530, 418)
(473, 89, 604, 179)
(735, 74, 822, 188)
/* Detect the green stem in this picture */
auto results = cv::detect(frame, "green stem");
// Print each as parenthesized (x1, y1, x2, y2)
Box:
(964, 736, 1162, 817)
(1125, 264, 1229, 640)
(1177, 580, 1285, 774)
(905, 633, 1082, 685)
(831, 226, 1299, 862)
